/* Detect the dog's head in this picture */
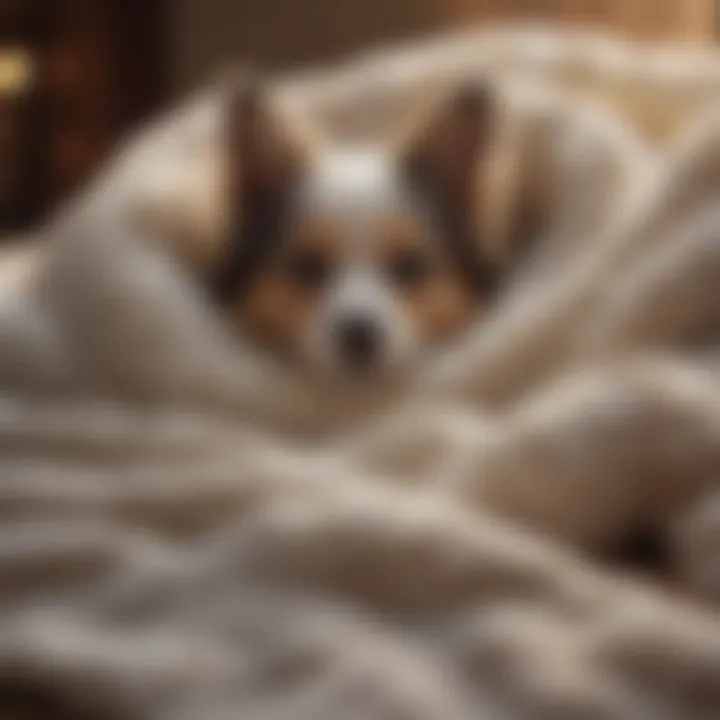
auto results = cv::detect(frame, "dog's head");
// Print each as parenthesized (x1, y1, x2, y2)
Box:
(204, 75, 533, 380)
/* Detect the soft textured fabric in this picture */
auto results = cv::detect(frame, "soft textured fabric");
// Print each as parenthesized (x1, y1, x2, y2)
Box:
(4, 30, 720, 720)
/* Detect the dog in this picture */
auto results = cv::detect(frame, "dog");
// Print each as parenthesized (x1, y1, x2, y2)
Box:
(206, 78, 503, 380)
(206, 74, 628, 382)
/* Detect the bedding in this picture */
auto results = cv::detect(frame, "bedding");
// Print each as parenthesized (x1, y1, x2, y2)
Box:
(3, 28, 720, 720)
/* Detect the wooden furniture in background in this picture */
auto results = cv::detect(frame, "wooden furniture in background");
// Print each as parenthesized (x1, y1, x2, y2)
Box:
(0, 0, 169, 233)
(44, 0, 169, 214)
(0, 0, 47, 231)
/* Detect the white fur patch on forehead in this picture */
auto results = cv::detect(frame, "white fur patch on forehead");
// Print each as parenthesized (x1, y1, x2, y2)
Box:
(299, 148, 406, 217)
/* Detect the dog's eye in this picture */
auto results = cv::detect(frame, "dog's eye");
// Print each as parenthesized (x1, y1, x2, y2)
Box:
(387, 250, 432, 288)
(284, 249, 331, 290)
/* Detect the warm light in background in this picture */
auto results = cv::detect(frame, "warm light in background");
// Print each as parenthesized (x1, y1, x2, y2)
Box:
(0, 48, 35, 221)
(0, 48, 34, 97)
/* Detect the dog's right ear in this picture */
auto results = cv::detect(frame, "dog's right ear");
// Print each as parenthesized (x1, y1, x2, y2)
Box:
(210, 72, 320, 303)
(129, 71, 315, 273)
(225, 71, 316, 213)
(227, 76, 292, 207)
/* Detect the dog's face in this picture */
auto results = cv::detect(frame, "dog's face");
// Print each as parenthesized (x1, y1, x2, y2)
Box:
(211, 79, 504, 380)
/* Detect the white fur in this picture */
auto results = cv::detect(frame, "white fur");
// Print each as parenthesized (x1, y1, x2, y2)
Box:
(296, 149, 422, 376)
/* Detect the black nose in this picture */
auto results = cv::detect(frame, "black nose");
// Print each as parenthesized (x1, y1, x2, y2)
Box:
(334, 315, 383, 369)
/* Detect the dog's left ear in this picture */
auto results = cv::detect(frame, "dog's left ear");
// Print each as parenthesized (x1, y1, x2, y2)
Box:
(396, 81, 512, 292)
(399, 80, 497, 213)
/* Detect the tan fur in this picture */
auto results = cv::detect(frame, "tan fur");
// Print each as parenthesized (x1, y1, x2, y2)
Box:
(401, 274, 478, 341)
(234, 207, 479, 357)
(379, 213, 479, 340)
(377, 213, 480, 342)
(231, 216, 340, 353)
(232, 269, 317, 354)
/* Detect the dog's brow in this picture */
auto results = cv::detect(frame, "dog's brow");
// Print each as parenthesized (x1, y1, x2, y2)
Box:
(302, 151, 399, 212)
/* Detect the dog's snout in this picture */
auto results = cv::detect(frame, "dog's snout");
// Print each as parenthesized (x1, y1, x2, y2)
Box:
(334, 315, 383, 369)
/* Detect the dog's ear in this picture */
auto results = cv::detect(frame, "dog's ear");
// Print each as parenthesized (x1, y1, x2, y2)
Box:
(395, 80, 510, 292)
(399, 80, 497, 213)
(210, 72, 322, 302)
(397, 80, 544, 278)
(225, 72, 309, 210)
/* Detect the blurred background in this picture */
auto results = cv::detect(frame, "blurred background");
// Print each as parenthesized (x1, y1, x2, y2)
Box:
(0, 0, 716, 234)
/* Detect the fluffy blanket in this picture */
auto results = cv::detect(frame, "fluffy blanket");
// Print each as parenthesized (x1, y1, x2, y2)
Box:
(3, 30, 720, 720)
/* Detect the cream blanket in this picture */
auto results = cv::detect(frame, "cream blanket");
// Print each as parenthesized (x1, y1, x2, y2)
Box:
(4, 31, 720, 720)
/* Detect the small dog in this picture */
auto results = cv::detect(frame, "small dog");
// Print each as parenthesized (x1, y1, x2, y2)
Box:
(208, 78, 509, 380)
(180, 69, 649, 384)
